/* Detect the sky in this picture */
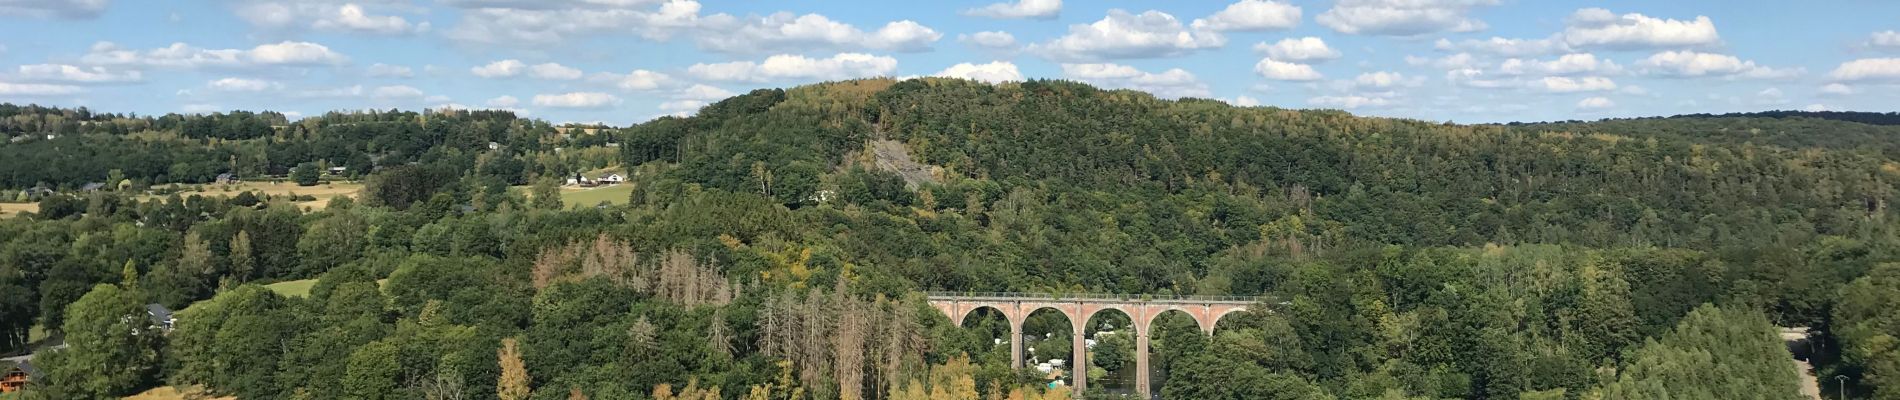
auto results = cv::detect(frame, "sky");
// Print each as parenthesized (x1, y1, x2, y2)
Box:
(3, 0, 1900, 125)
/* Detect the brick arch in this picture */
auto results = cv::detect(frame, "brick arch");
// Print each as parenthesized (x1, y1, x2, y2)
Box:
(1142, 306, 1205, 335)
(955, 304, 1016, 328)
(1079, 303, 1137, 334)
(1206, 305, 1251, 334)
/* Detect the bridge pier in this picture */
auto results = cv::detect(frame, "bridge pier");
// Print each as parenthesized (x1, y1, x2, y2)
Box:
(927, 293, 1255, 399)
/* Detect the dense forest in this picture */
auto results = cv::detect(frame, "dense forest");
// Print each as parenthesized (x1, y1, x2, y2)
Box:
(1, 78, 1897, 399)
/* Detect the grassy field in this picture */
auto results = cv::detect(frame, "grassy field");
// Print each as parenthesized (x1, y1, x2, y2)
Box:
(264, 279, 319, 298)
(148, 181, 364, 211)
(0, 202, 37, 218)
(560, 184, 634, 207)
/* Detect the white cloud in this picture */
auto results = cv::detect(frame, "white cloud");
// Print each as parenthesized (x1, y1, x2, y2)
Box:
(1638, 51, 1797, 79)
(530, 62, 584, 80)
(443, 0, 706, 45)
(296, 85, 365, 98)
(1871, 31, 1900, 50)
(1829, 58, 1900, 81)
(207, 77, 281, 92)
(1406, 53, 1475, 70)
(1576, 96, 1614, 110)
(1444, 68, 1516, 89)
(1191, 0, 1300, 32)
(963, 0, 1059, 20)
(1254, 58, 1323, 81)
(1819, 83, 1855, 96)
(487, 95, 520, 108)
(0, 0, 108, 19)
(1499, 53, 1621, 76)
(533, 92, 621, 108)
(472, 59, 526, 78)
(594, 69, 673, 91)
(1434, 37, 1566, 56)
(0, 81, 84, 95)
(1802, 104, 1829, 112)
(1353, 71, 1422, 89)
(367, 63, 413, 78)
(1031, 9, 1225, 61)
(1308, 94, 1391, 109)
(1231, 96, 1261, 107)
(1561, 8, 1719, 50)
(1755, 87, 1787, 105)
(1060, 63, 1210, 98)
(1539, 76, 1616, 93)
(1316, 0, 1495, 36)
(247, 41, 350, 65)
(696, 14, 942, 53)
(934, 61, 1023, 84)
(307, 3, 424, 35)
(687, 53, 897, 83)
(961, 31, 1019, 51)
(371, 85, 424, 99)
(16, 64, 142, 83)
(1254, 37, 1340, 63)
(81, 41, 347, 68)
(677, 84, 734, 100)
(659, 100, 707, 112)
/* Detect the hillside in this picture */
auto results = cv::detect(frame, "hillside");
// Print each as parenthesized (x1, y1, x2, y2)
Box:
(0, 79, 1889, 399)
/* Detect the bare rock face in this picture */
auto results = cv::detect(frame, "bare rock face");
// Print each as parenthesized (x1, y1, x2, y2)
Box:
(867, 139, 939, 190)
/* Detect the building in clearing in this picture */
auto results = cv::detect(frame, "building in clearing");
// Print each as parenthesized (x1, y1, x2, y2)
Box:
(0, 360, 40, 393)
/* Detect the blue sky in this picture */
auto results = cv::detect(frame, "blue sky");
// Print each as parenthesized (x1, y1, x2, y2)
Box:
(3, 0, 1900, 125)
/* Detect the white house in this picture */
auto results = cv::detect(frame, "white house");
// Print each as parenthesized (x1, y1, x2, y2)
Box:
(599, 173, 625, 184)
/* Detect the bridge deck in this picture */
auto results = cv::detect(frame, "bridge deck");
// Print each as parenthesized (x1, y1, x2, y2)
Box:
(924, 291, 1261, 305)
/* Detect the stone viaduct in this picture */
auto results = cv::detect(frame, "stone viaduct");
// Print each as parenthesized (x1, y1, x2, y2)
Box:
(925, 292, 1257, 399)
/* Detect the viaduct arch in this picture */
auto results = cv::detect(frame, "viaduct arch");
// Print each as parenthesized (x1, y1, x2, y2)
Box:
(926, 292, 1257, 399)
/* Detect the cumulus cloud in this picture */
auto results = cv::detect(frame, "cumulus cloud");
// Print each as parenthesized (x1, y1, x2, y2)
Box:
(371, 85, 424, 99)
(1561, 8, 1719, 50)
(207, 77, 281, 92)
(472, 60, 526, 78)
(533, 92, 620, 108)
(1316, 0, 1495, 36)
(530, 62, 583, 80)
(1538, 76, 1617, 93)
(233, 2, 426, 35)
(1031, 9, 1225, 61)
(1637, 51, 1798, 79)
(1819, 83, 1855, 96)
(0, 0, 108, 19)
(1434, 37, 1567, 57)
(1871, 31, 1900, 50)
(676, 84, 734, 100)
(1499, 53, 1621, 76)
(1060, 63, 1210, 98)
(694, 13, 942, 53)
(963, 0, 1059, 20)
(367, 63, 413, 78)
(82, 41, 347, 68)
(16, 64, 142, 83)
(1254, 37, 1341, 63)
(1191, 0, 1300, 32)
(487, 95, 521, 108)
(1231, 96, 1261, 107)
(687, 53, 897, 83)
(1254, 58, 1323, 81)
(1308, 94, 1391, 109)
(1443, 68, 1516, 89)
(934, 61, 1023, 84)
(1576, 96, 1615, 110)
(596, 69, 673, 91)
(0, 81, 84, 95)
(1352, 71, 1423, 89)
(1829, 58, 1900, 81)
(961, 31, 1019, 51)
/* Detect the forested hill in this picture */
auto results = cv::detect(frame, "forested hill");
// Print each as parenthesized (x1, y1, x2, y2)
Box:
(1499, 111, 1900, 157)
(1, 79, 1896, 399)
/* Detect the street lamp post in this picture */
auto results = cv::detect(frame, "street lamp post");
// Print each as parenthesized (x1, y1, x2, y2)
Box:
(1836, 375, 1849, 399)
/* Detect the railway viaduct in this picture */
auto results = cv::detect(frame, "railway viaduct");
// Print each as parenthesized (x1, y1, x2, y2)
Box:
(925, 292, 1257, 399)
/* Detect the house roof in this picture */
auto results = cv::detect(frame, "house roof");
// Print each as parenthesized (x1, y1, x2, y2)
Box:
(7, 360, 42, 379)
(145, 303, 173, 323)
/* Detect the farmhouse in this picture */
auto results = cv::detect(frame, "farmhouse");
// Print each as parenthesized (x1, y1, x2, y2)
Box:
(0, 360, 40, 393)
(147, 303, 176, 332)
